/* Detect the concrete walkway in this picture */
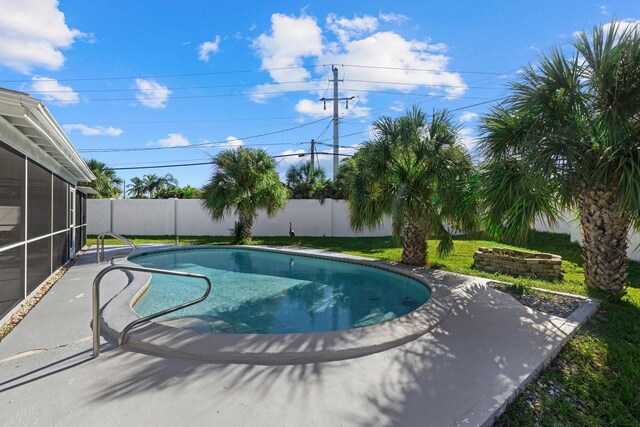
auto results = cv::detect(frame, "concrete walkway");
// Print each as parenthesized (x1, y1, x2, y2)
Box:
(0, 246, 597, 426)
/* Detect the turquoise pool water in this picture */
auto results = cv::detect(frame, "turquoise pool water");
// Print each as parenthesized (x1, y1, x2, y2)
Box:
(131, 248, 430, 334)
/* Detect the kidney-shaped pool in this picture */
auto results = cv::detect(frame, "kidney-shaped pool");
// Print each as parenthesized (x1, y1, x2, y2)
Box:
(130, 248, 431, 334)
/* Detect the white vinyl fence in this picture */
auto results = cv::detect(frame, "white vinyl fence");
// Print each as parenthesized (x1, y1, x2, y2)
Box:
(87, 199, 392, 238)
(534, 211, 640, 261)
(87, 199, 640, 261)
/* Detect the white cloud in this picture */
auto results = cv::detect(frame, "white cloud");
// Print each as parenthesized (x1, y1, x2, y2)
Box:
(0, 0, 85, 73)
(295, 98, 370, 119)
(63, 124, 122, 136)
(389, 101, 405, 112)
(326, 13, 379, 44)
(574, 19, 640, 39)
(30, 77, 79, 104)
(252, 13, 323, 84)
(459, 111, 479, 123)
(604, 19, 640, 35)
(600, 5, 609, 16)
(458, 128, 479, 151)
(134, 78, 171, 108)
(276, 145, 361, 177)
(221, 136, 244, 148)
(250, 12, 468, 117)
(276, 148, 307, 166)
(378, 12, 409, 24)
(198, 35, 221, 61)
(155, 133, 190, 147)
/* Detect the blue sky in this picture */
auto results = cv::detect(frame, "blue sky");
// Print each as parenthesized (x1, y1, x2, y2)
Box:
(0, 1, 638, 191)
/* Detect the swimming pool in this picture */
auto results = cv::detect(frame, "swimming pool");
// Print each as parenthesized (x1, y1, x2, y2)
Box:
(131, 248, 431, 334)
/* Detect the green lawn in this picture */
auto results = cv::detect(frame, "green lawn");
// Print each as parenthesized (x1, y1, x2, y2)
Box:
(91, 232, 640, 425)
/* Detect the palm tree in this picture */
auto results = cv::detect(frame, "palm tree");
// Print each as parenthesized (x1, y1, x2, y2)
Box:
(152, 173, 179, 198)
(479, 21, 640, 295)
(201, 147, 289, 242)
(128, 173, 179, 198)
(85, 159, 123, 198)
(347, 106, 478, 266)
(285, 162, 329, 199)
(127, 177, 147, 198)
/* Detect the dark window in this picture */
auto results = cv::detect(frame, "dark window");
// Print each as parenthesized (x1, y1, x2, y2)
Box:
(0, 142, 25, 248)
(81, 193, 86, 225)
(69, 188, 74, 226)
(75, 190, 81, 228)
(75, 226, 81, 253)
(27, 237, 51, 294)
(27, 160, 52, 240)
(0, 246, 24, 319)
(52, 232, 68, 270)
(52, 175, 67, 232)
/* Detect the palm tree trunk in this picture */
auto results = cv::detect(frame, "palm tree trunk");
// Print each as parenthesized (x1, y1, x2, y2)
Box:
(238, 212, 254, 242)
(402, 223, 427, 266)
(579, 184, 630, 295)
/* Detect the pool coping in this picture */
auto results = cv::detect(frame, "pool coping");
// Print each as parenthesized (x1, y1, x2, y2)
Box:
(100, 244, 471, 364)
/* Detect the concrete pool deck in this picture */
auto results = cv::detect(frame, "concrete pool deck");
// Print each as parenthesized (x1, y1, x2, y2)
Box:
(0, 245, 598, 426)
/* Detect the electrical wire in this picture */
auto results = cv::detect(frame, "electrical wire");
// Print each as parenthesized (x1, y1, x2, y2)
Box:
(25, 79, 326, 93)
(78, 116, 331, 152)
(1, 64, 513, 84)
(110, 152, 353, 170)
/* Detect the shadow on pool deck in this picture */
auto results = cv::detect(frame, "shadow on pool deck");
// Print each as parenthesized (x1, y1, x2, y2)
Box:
(0, 246, 594, 426)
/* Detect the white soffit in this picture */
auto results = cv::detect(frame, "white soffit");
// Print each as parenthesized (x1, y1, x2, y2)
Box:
(0, 87, 95, 183)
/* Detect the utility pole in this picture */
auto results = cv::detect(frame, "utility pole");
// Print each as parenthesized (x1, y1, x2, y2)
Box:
(320, 66, 354, 179)
(310, 139, 316, 173)
(122, 181, 126, 199)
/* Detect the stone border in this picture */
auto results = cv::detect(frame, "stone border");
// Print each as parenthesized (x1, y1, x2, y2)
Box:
(473, 247, 563, 280)
(99, 245, 472, 364)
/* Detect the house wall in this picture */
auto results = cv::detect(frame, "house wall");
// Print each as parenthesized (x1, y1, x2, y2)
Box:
(87, 199, 393, 238)
(0, 141, 87, 320)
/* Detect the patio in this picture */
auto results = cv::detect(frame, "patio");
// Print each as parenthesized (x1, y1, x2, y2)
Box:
(0, 245, 597, 426)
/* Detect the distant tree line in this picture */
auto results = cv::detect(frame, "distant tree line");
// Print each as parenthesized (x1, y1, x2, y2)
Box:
(83, 161, 202, 199)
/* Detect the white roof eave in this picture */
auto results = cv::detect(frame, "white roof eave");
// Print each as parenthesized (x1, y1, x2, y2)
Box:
(0, 88, 95, 183)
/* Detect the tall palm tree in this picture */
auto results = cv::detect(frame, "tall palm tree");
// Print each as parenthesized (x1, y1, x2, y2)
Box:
(285, 161, 329, 199)
(127, 177, 147, 198)
(479, 21, 640, 295)
(347, 106, 478, 266)
(201, 147, 289, 242)
(127, 173, 179, 198)
(152, 173, 178, 198)
(85, 159, 123, 198)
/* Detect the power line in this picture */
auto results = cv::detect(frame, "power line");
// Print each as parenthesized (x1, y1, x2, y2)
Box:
(60, 115, 317, 126)
(344, 79, 501, 90)
(317, 97, 507, 141)
(58, 88, 496, 103)
(0, 65, 324, 84)
(78, 116, 331, 152)
(27, 78, 501, 94)
(23, 79, 326, 94)
(341, 64, 506, 75)
(1, 64, 512, 84)
(110, 152, 353, 170)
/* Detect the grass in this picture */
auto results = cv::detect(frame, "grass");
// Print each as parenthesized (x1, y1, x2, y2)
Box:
(91, 231, 640, 425)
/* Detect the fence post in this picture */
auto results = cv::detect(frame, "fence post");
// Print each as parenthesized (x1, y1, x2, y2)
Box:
(174, 198, 179, 245)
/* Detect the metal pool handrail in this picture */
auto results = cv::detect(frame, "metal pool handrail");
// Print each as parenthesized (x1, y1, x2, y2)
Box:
(96, 232, 137, 264)
(92, 264, 212, 358)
